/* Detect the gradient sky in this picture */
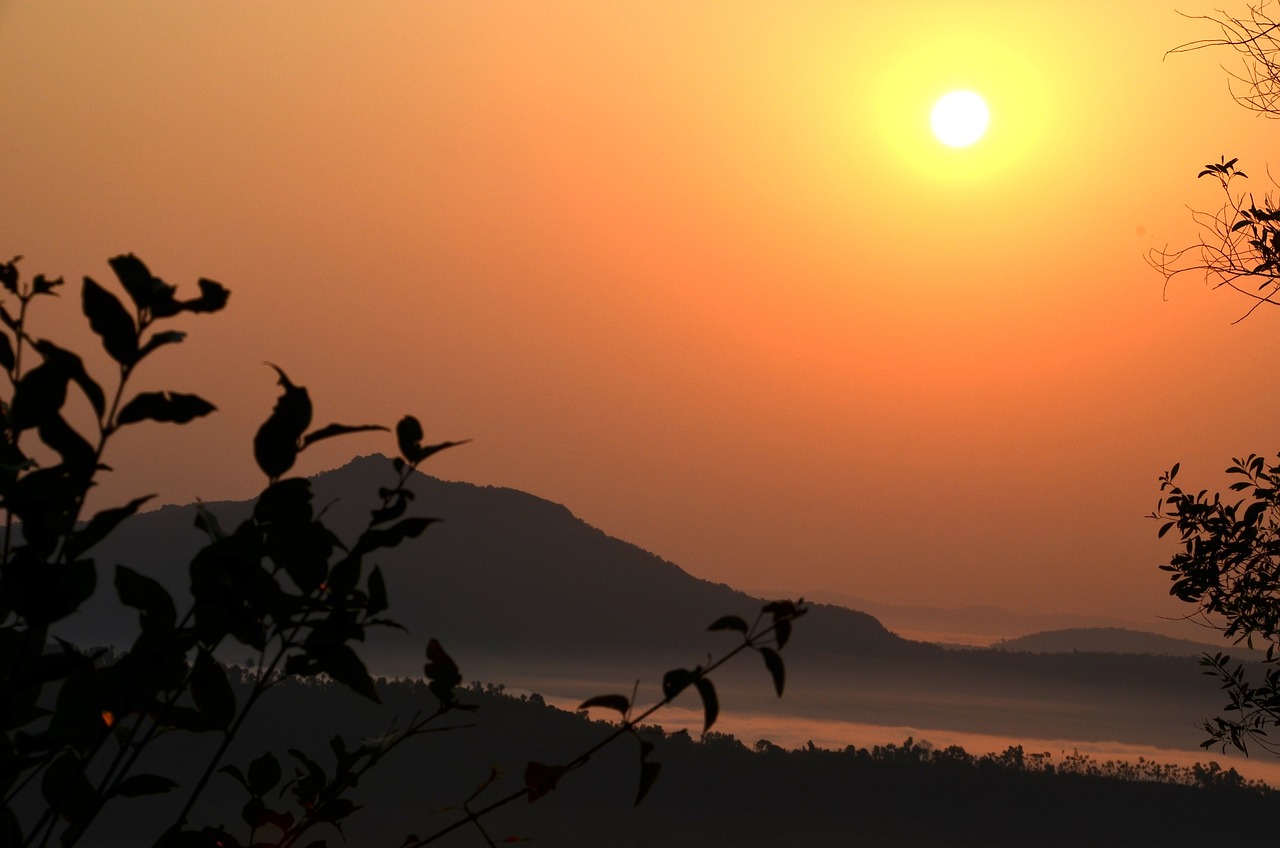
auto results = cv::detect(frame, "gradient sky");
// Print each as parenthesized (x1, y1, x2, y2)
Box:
(4, 1, 1279, 625)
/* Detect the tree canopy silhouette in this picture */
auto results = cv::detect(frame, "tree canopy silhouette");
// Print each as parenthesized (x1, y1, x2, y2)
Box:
(1151, 3, 1280, 758)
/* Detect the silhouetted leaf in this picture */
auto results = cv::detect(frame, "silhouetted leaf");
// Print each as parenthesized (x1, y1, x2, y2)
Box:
(66, 496, 154, 560)
(635, 761, 661, 805)
(41, 750, 97, 826)
(395, 415, 424, 463)
(367, 566, 388, 615)
(111, 774, 178, 798)
(319, 644, 379, 702)
(578, 694, 630, 715)
(247, 751, 281, 797)
(253, 365, 311, 479)
(707, 615, 749, 633)
(108, 253, 169, 313)
(760, 647, 785, 697)
(774, 618, 792, 650)
(10, 362, 68, 432)
(82, 277, 138, 365)
(117, 391, 216, 426)
(37, 414, 95, 472)
(0, 332, 14, 373)
(0, 256, 18, 294)
(115, 565, 176, 635)
(424, 638, 461, 705)
(693, 677, 719, 732)
(662, 668, 695, 701)
(300, 422, 387, 449)
(194, 502, 227, 542)
(180, 278, 230, 315)
(355, 517, 436, 555)
(370, 488, 411, 525)
(218, 765, 248, 790)
(395, 415, 468, 464)
(523, 762, 568, 802)
(138, 330, 186, 358)
(191, 651, 236, 729)
(31, 339, 106, 418)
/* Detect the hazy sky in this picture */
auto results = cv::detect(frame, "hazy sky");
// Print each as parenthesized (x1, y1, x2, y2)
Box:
(4, 1, 1280, 624)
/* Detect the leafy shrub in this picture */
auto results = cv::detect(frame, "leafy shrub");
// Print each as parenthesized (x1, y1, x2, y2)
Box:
(0, 255, 805, 847)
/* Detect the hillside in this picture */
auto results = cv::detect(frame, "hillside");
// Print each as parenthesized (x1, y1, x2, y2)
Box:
(33, 671, 1280, 848)
(54, 455, 1250, 752)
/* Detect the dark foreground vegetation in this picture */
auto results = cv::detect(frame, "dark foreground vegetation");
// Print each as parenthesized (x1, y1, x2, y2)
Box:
(42, 664, 1277, 848)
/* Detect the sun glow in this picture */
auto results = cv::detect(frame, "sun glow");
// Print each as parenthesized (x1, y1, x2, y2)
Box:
(931, 90, 989, 147)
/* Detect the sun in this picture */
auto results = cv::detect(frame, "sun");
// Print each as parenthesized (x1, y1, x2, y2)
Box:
(930, 91, 989, 148)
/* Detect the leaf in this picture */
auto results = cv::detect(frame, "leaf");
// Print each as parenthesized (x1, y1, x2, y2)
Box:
(67, 496, 155, 560)
(774, 618, 793, 650)
(424, 639, 462, 694)
(194, 502, 227, 542)
(760, 647, 785, 697)
(31, 339, 107, 419)
(367, 566, 388, 616)
(707, 614, 749, 633)
(354, 517, 437, 556)
(111, 774, 179, 798)
(578, 694, 630, 715)
(41, 750, 98, 826)
(395, 415, 468, 464)
(661, 668, 695, 701)
(318, 643, 379, 703)
(523, 761, 568, 802)
(137, 330, 186, 358)
(115, 565, 177, 635)
(635, 761, 661, 805)
(181, 277, 230, 315)
(247, 751, 282, 797)
(109, 253, 170, 313)
(191, 650, 236, 729)
(693, 677, 719, 732)
(9, 362, 68, 432)
(300, 422, 388, 449)
(0, 332, 13, 372)
(395, 415, 424, 463)
(253, 364, 311, 479)
(82, 277, 138, 365)
(117, 391, 216, 426)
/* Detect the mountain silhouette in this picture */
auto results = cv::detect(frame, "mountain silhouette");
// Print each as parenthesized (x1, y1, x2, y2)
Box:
(54, 455, 1249, 752)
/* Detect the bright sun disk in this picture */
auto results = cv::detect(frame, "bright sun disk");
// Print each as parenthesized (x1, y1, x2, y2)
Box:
(931, 91, 989, 148)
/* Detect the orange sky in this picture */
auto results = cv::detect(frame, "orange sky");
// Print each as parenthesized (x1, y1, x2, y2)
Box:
(4, 1, 1280, 626)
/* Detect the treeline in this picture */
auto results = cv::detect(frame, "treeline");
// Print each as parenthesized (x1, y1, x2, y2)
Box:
(45, 660, 1278, 848)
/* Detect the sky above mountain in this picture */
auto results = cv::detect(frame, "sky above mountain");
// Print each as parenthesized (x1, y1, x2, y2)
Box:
(3, 1, 1279, 623)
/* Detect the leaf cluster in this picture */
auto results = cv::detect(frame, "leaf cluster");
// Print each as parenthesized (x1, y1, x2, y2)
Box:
(1152, 455, 1280, 755)
(0, 254, 808, 848)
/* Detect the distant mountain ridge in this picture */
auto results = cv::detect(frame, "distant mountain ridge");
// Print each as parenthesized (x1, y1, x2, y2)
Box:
(992, 627, 1267, 661)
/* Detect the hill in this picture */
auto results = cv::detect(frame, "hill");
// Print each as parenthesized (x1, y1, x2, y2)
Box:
(54, 455, 1256, 753)
(36, 671, 1280, 848)
(993, 627, 1267, 661)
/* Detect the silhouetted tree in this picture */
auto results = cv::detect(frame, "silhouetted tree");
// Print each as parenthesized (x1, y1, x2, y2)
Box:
(1150, 2, 1280, 759)
(1150, 5, 1280, 319)
(0, 254, 806, 847)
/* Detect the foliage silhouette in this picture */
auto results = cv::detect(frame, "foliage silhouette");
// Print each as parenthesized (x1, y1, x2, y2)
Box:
(1149, 3, 1280, 761)
(1150, 5, 1280, 319)
(0, 255, 806, 847)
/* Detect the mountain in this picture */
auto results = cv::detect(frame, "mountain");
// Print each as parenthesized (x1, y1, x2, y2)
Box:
(992, 627, 1267, 661)
(752, 588, 1202, 646)
(54, 455, 1252, 752)
(59, 454, 923, 676)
